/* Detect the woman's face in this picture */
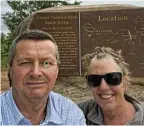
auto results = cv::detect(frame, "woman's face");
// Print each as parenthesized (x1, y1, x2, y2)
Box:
(89, 56, 125, 111)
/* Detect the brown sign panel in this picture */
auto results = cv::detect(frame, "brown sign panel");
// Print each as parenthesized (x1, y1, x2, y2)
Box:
(29, 9, 144, 77)
(30, 12, 80, 76)
(81, 8, 144, 77)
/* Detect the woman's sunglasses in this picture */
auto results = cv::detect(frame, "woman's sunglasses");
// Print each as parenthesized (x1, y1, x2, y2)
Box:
(86, 72, 122, 87)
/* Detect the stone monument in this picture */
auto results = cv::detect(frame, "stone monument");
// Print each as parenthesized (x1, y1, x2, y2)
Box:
(18, 4, 144, 77)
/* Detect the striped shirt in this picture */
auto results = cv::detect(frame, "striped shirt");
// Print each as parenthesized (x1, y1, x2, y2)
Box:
(0, 89, 86, 125)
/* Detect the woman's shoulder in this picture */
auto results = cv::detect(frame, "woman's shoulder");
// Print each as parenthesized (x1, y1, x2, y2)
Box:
(77, 99, 96, 115)
(141, 101, 144, 106)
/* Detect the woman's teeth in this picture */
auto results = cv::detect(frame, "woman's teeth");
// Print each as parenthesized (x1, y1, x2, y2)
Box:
(100, 94, 114, 99)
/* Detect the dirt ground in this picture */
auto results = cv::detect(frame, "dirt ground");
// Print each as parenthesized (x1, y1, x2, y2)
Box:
(1, 71, 144, 103)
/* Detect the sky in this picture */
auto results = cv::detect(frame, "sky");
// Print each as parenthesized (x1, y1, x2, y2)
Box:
(1, 0, 144, 34)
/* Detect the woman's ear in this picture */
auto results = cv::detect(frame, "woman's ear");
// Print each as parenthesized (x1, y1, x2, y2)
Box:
(123, 76, 131, 94)
(124, 76, 131, 85)
(124, 86, 128, 93)
(56, 68, 59, 78)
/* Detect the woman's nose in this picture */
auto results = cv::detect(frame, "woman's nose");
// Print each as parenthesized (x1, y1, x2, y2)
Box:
(99, 78, 110, 90)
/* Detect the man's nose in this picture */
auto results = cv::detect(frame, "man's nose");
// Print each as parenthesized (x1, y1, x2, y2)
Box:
(99, 78, 110, 90)
(30, 63, 43, 78)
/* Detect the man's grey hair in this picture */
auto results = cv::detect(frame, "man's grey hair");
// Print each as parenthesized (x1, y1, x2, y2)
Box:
(8, 29, 60, 86)
(9, 29, 60, 66)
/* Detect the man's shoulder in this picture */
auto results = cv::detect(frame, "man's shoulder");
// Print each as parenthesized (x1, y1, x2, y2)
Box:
(1, 90, 13, 111)
(50, 91, 71, 101)
(49, 92, 86, 124)
(1, 90, 14, 125)
(1, 90, 11, 101)
(48, 92, 86, 124)
(50, 91, 65, 98)
(49, 91, 84, 115)
(49, 91, 77, 107)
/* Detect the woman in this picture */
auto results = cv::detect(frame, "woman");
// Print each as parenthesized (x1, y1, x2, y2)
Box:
(78, 46, 144, 125)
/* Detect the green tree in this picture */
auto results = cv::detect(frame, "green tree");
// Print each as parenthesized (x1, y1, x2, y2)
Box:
(1, 32, 12, 69)
(2, 1, 81, 38)
(1, 0, 81, 69)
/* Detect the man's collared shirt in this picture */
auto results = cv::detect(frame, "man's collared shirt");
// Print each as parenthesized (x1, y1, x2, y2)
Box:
(1, 89, 86, 125)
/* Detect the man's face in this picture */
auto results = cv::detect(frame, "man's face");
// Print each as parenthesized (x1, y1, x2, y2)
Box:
(11, 40, 58, 99)
(89, 56, 125, 111)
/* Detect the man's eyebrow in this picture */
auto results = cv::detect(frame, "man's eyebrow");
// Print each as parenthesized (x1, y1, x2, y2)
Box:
(40, 57, 57, 62)
(14, 56, 33, 61)
(40, 55, 56, 59)
(15, 55, 56, 61)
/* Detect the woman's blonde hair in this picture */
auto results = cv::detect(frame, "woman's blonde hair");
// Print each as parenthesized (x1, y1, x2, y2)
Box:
(82, 46, 131, 84)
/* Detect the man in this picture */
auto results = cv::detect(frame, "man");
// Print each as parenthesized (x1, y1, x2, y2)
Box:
(1, 29, 86, 125)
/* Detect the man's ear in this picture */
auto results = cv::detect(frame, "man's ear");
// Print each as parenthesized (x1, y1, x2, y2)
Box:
(9, 67, 12, 77)
(10, 69, 12, 78)
(8, 68, 12, 87)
